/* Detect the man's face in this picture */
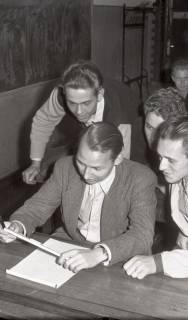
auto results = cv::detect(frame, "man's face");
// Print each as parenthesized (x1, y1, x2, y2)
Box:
(172, 69, 188, 98)
(157, 138, 188, 183)
(65, 87, 102, 123)
(144, 112, 164, 148)
(75, 137, 115, 185)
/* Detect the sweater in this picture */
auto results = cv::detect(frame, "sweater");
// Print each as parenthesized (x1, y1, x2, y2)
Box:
(30, 78, 139, 160)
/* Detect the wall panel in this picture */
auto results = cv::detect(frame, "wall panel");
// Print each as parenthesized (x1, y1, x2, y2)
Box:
(0, 0, 91, 178)
(0, 0, 91, 92)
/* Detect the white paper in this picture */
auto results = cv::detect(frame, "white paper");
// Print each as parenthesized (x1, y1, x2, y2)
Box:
(6, 238, 86, 288)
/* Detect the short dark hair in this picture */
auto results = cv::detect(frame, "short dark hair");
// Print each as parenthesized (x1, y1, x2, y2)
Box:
(60, 60, 103, 95)
(143, 87, 186, 119)
(79, 122, 123, 161)
(171, 59, 188, 75)
(156, 114, 188, 157)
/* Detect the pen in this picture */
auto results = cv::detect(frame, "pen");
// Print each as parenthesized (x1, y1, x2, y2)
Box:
(4, 228, 60, 258)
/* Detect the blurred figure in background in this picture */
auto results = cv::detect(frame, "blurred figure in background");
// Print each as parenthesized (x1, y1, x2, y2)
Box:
(171, 59, 188, 106)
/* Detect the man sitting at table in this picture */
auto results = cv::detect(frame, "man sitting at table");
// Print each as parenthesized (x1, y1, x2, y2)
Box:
(131, 87, 186, 252)
(124, 115, 188, 279)
(0, 122, 156, 273)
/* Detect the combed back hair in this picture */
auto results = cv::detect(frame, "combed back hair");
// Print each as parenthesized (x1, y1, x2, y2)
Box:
(143, 87, 186, 119)
(171, 59, 188, 75)
(59, 60, 103, 95)
(80, 122, 123, 161)
(156, 114, 188, 157)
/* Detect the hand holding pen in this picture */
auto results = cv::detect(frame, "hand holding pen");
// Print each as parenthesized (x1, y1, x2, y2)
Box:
(0, 219, 24, 243)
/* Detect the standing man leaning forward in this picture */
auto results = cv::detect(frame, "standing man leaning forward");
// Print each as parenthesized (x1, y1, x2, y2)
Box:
(124, 115, 188, 279)
(23, 60, 137, 184)
(1, 123, 156, 272)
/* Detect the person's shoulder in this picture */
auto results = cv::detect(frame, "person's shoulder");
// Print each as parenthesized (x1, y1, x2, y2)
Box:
(120, 159, 157, 181)
(49, 86, 59, 98)
(54, 155, 74, 171)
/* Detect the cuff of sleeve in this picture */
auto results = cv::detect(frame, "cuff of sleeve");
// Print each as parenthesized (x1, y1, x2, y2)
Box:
(94, 243, 112, 266)
(153, 253, 164, 274)
(11, 220, 27, 236)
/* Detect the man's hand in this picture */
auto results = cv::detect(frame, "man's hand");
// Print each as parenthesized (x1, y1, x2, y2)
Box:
(57, 247, 106, 273)
(0, 221, 24, 243)
(22, 160, 41, 184)
(123, 255, 156, 280)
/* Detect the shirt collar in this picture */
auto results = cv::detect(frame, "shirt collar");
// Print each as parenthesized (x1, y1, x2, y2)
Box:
(174, 178, 188, 188)
(98, 166, 116, 194)
(86, 97, 104, 126)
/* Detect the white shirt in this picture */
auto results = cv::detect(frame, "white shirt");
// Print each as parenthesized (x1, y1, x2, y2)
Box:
(86, 97, 104, 125)
(78, 166, 116, 243)
(86, 97, 131, 159)
(170, 180, 188, 236)
(161, 179, 188, 278)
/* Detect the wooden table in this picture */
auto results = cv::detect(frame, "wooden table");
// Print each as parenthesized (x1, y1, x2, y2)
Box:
(0, 233, 188, 320)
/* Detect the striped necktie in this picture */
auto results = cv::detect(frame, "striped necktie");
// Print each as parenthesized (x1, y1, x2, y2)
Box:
(79, 185, 96, 224)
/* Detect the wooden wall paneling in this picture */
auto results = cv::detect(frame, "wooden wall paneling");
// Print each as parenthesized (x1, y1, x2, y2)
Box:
(0, 0, 92, 178)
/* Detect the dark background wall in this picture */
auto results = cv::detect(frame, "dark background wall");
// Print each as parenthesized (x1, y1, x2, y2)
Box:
(92, 5, 123, 82)
(91, 2, 162, 100)
(0, 0, 91, 92)
(0, 0, 91, 179)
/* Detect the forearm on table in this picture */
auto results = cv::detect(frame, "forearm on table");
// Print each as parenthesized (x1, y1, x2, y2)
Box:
(10, 206, 43, 237)
(10, 203, 55, 237)
(104, 229, 154, 265)
(94, 243, 112, 266)
(101, 204, 155, 265)
(116, 206, 155, 262)
(11, 165, 62, 236)
(161, 249, 188, 278)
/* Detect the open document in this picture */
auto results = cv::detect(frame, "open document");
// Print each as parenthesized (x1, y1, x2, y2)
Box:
(6, 238, 86, 289)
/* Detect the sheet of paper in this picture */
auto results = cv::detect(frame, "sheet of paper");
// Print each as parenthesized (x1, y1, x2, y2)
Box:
(6, 238, 86, 289)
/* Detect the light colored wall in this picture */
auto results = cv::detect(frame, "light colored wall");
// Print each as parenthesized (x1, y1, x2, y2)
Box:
(0, 80, 57, 179)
